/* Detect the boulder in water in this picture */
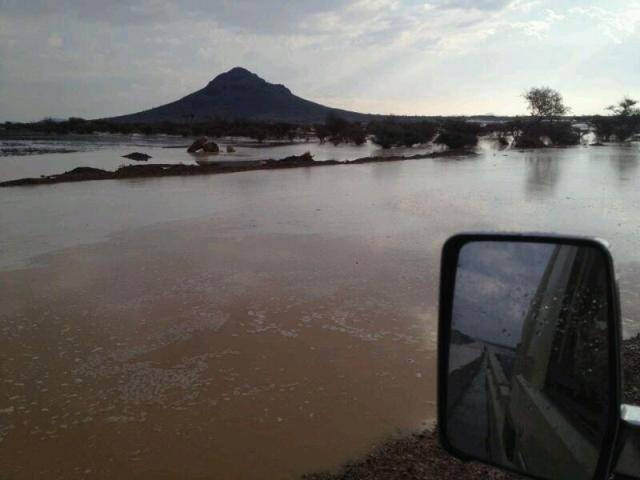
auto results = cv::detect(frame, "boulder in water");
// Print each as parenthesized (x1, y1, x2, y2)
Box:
(226, 145, 236, 153)
(187, 136, 209, 153)
(202, 141, 220, 153)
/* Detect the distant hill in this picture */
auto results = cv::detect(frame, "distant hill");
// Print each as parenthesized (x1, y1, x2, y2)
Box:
(106, 67, 376, 124)
(104, 67, 516, 125)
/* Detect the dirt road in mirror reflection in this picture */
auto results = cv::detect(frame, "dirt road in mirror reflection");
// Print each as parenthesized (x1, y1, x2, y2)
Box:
(0, 222, 438, 479)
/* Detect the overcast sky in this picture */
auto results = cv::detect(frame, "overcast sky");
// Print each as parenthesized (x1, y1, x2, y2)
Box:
(1, 0, 638, 121)
(452, 241, 555, 347)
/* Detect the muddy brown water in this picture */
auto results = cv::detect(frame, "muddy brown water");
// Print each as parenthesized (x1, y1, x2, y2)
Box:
(0, 231, 437, 478)
(1, 141, 640, 478)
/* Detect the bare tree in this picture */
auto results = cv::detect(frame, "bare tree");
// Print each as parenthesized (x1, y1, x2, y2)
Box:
(523, 87, 569, 121)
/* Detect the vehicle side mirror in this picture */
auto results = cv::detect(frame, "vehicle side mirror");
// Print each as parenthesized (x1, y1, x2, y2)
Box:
(437, 234, 622, 480)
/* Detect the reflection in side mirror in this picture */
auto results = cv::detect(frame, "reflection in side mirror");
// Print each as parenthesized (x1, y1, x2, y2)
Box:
(439, 235, 621, 480)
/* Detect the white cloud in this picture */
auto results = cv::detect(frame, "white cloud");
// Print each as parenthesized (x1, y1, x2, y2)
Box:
(437, 0, 514, 11)
(570, 3, 640, 44)
(508, 0, 542, 13)
(545, 9, 564, 21)
(511, 19, 551, 38)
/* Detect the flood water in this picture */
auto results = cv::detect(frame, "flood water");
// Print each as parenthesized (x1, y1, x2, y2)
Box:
(0, 134, 435, 181)
(1, 138, 639, 479)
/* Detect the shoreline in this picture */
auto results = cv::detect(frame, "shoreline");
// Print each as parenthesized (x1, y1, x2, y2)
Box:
(0, 149, 475, 187)
(303, 429, 520, 480)
(303, 333, 640, 479)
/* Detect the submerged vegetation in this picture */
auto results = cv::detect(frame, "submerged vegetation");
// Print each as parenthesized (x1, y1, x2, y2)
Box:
(317, 112, 367, 145)
(1, 117, 310, 142)
(508, 119, 581, 148)
(434, 120, 480, 149)
(507, 87, 579, 147)
(593, 97, 640, 142)
(367, 119, 437, 148)
(2, 89, 639, 151)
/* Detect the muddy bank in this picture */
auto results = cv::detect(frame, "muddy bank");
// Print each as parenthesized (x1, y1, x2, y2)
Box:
(0, 150, 474, 187)
(306, 335, 640, 479)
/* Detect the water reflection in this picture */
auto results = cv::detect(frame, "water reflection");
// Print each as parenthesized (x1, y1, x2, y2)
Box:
(525, 155, 562, 197)
(371, 161, 404, 181)
(610, 155, 639, 183)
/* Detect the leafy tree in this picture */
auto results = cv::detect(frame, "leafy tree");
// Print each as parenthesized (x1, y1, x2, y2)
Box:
(607, 97, 639, 117)
(594, 97, 640, 141)
(511, 89, 579, 147)
(325, 112, 349, 139)
(321, 112, 368, 145)
(523, 87, 569, 121)
(346, 122, 367, 145)
(368, 121, 404, 148)
(592, 116, 615, 142)
(542, 122, 580, 145)
(315, 124, 329, 143)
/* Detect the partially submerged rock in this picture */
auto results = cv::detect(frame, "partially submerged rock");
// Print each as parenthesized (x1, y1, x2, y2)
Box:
(187, 136, 209, 153)
(226, 145, 236, 153)
(122, 152, 152, 161)
(187, 136, 220, 153)
(201, 141, 220, 153)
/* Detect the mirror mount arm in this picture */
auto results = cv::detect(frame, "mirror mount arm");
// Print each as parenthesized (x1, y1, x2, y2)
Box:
(612, 404, 640, 479)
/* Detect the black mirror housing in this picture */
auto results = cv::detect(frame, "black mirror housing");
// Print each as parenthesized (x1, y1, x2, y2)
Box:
(438, 233, 622, 480)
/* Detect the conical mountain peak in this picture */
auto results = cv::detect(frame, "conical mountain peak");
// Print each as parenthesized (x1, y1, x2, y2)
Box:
(108, 67, 370, 124)
(206, 67, 264, 88)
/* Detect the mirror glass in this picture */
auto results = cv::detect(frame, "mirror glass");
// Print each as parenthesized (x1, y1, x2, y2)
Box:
(446, 241, 612, 480)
